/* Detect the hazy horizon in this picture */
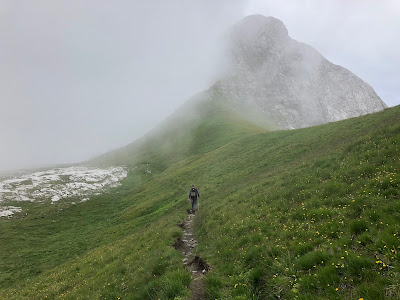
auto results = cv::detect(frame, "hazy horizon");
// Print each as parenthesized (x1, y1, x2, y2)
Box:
(1, 0, 399, 172)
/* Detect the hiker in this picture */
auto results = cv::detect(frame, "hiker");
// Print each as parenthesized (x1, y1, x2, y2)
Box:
(188, 184, 200, 214)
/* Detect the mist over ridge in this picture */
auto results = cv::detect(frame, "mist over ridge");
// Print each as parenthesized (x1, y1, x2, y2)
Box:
(1, 0, 398, 172)
(0, 1, 244, 172)
(212, 14, 387, 129)
(0, 5, 400, 297)
(97, 12, 389, 167)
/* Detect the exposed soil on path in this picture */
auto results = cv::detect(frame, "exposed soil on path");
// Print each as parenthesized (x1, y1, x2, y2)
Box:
(173, 211, 209, 300)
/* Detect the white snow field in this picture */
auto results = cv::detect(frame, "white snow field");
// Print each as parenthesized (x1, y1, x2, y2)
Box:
(0, 166, 127, 217)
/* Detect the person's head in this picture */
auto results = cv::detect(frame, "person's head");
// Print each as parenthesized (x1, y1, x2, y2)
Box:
(192, 184, 195, 188)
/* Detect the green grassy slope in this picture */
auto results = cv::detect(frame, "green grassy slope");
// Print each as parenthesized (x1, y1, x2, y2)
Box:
(0, 105, 399, 299)
(192, 107, 400, 299)
(0, 108, 265, 300)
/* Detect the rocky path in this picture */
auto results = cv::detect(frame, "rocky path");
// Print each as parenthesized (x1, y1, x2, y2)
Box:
(174, 210, 209, 300)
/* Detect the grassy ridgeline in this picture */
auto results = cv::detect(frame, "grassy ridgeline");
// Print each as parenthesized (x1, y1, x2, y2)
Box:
(0, 105, 399, 299)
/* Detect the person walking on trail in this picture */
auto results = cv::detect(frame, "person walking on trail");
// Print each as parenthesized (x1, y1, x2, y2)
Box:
(188, 184, 200, 214)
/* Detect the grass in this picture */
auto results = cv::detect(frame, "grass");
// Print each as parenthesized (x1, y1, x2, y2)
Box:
(191, 106, 400, 299)
(0, 100, 399, 299)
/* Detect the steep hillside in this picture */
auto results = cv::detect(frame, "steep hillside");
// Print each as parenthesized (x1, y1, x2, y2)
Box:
(0, 101, 267, 300)
(193, 106, 400, 299)
(1, 104, 399, 299)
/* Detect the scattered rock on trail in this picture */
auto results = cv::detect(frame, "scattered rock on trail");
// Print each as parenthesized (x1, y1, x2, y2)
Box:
(177, 222, 185, 229)
(173, 211, 209, 299)
(188, 256, 209, 274)
(172, 237, 186, 252)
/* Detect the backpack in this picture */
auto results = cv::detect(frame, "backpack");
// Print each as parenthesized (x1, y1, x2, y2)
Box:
(190, 188, 197, 197)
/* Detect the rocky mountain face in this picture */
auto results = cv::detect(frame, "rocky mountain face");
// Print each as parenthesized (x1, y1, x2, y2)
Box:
(212, 14, 387, 129)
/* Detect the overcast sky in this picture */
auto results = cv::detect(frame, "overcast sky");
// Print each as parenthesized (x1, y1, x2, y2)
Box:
(1, 0, 399, 171)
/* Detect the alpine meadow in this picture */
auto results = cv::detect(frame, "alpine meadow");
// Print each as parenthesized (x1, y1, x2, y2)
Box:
(1, 13, 400, 300)
(1, 96, 399, 299)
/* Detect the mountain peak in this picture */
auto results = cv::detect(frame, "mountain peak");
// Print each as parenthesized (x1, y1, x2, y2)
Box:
(224, 15, 291, 75)
(217, 15, 387, 129)
(235, 14, 288, 37)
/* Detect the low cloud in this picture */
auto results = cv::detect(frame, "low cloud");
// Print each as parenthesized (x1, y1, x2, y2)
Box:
(246, 0, 400, 106)
(1, 0, 398, 171)
(0, 0, 246, 171)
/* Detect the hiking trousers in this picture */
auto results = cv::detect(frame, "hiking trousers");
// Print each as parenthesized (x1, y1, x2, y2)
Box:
(191, 197, 197, 211)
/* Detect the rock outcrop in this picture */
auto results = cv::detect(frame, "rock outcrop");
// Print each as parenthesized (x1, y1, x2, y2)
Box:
(213, 14, 387, 129)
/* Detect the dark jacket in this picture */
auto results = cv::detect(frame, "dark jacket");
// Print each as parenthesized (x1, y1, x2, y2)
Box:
(188, 188, 200, 200)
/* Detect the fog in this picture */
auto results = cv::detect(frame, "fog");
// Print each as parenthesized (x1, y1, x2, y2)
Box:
(1, 0, 399, 171)
(246, 0, 400, 107)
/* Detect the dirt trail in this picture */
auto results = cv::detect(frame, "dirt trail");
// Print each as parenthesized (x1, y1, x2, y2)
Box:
(173, 210, 209, 300)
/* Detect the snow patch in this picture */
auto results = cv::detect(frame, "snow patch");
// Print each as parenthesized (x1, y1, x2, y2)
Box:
(0, 206, 22, 218)
(0, 166, 127, 214)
